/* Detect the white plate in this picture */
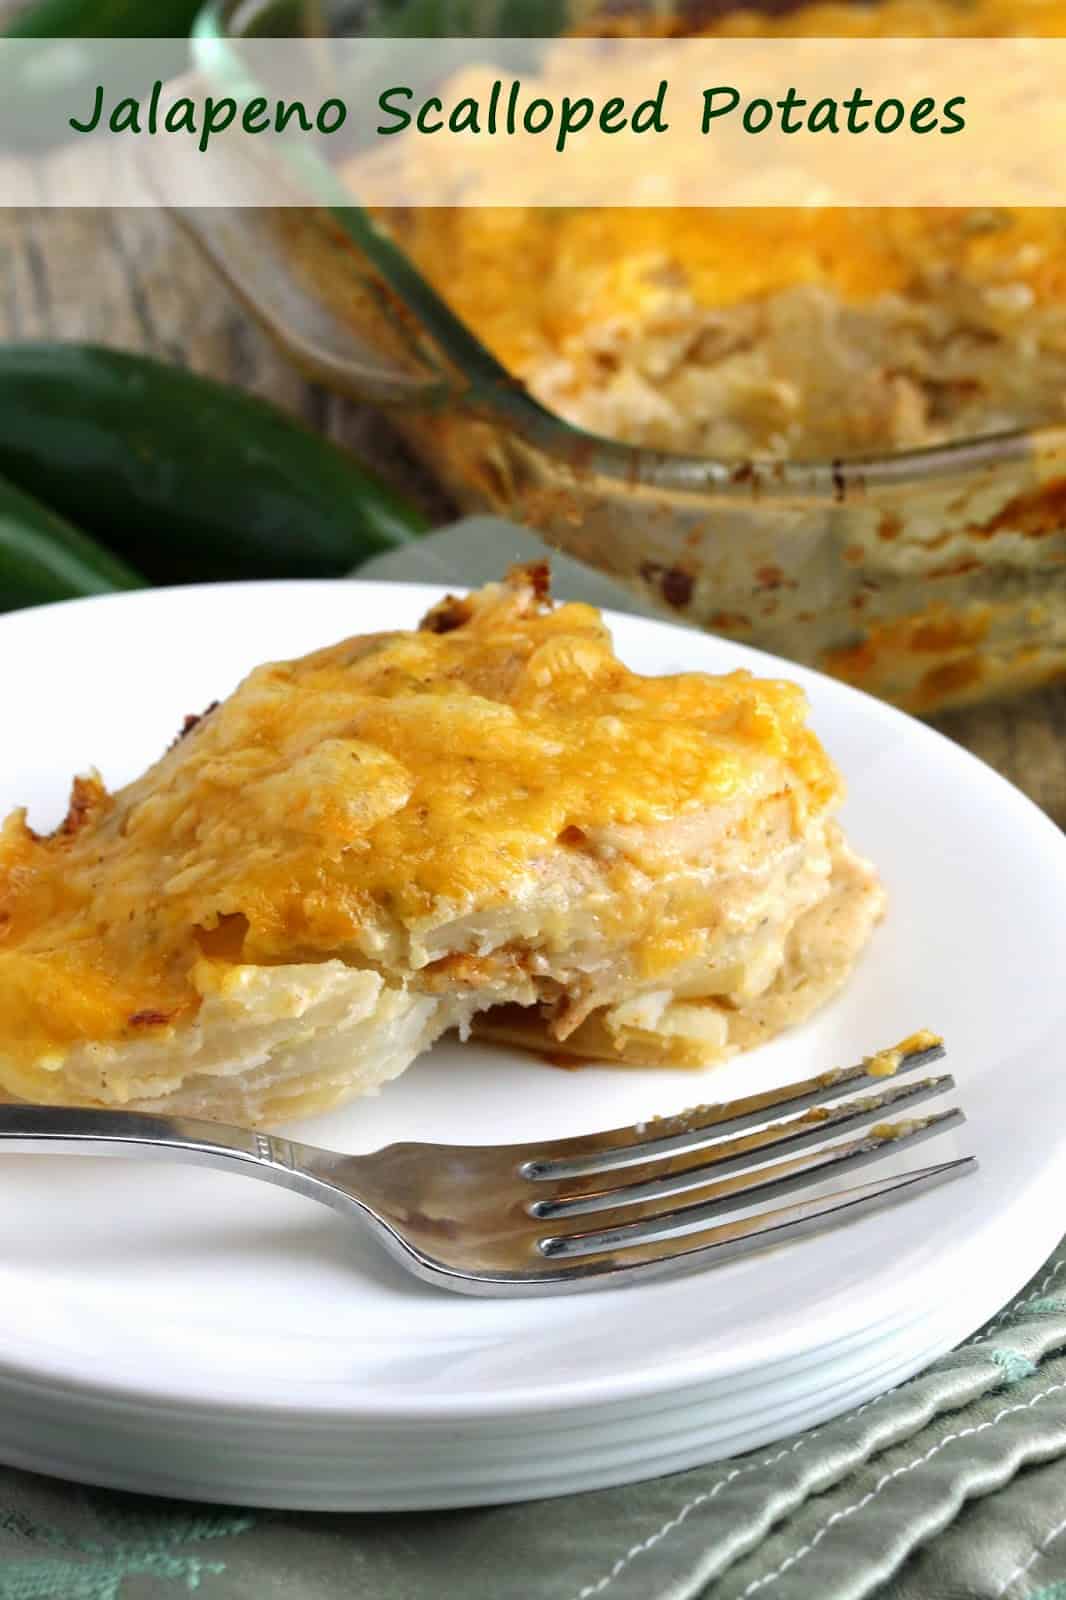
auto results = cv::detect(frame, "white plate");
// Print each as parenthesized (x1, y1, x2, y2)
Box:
(1, 580, 1064, 1509)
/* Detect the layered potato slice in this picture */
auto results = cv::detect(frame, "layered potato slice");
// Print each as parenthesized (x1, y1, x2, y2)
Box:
(0, 567, 883, 1126)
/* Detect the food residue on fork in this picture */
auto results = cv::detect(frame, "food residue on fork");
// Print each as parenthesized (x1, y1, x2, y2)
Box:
(864, 1029, 943, 1078)
(871, 1116, 933, 1141)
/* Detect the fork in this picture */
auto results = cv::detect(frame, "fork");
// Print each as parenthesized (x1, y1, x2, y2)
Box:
(0, 1037, 973, 1296)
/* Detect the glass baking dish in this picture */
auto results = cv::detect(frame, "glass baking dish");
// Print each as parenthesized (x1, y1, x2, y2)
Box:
(179, 0, 1066, 714)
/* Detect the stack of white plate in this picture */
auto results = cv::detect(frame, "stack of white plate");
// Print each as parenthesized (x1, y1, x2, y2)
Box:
(1, 583, 1063, 1510)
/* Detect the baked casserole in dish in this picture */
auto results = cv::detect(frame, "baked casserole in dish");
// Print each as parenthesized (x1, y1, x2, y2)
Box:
(180, 0, 1066, 715)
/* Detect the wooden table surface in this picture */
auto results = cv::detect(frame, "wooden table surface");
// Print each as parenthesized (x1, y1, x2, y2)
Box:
(4, 205, 1066, 831)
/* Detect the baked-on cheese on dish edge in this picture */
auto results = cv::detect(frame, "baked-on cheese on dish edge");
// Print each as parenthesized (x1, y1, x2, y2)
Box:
(0, 567, 884, 1126)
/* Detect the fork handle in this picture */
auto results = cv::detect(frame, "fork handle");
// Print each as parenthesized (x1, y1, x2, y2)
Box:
(0, 1103, 320, 1201)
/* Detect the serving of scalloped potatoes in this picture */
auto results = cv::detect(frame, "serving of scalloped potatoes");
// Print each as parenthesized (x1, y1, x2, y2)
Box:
(0, 568, 883, 1125)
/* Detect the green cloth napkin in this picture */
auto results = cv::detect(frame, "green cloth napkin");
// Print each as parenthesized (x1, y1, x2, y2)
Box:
(5, 1237, 1066, 1600)
(3, 524, 1061, 1599)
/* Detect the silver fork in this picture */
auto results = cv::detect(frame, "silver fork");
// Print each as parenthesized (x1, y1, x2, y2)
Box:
(0, 1037, 973, 1296)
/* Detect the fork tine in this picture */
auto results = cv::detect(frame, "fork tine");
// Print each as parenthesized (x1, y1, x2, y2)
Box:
(519, 1038, 946, 1181)
(527, 1157, 978, 1281)
(526, 1072, 955, 1206)
(536, 1108, 964, 1248)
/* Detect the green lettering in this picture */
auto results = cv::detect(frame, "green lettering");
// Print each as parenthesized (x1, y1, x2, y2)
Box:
(777, 87, 807, 134)
(844, 86, 872, 134)
(109, 96, 141, 134)
(742, 97, 773, 134)
(556, 95, 594, 152)
(377, 86, 413, 135)
(874, 97, 905, 134)
(164, 97, 197, 135)
(632, 78, 668, 134)
(69, 84, 103, 134)
(199, 96, 237, 152)
(450, 97, 481, 134)
(242, 96, 270, 134)
(909, 96, 937, 133)
(317, 98, 347, 135)
(275, 98, 313, 135)
(523, 97, 554, 135)
(416, 96, 443, 134)
(599, 95, 626, 133)
(701, 86, 740, 132)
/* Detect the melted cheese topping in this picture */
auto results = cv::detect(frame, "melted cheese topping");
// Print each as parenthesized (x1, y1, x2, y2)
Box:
(364, 0, 1066, 395)
(0, 570, 839, 1065)
(389, 208, 1066, 388)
